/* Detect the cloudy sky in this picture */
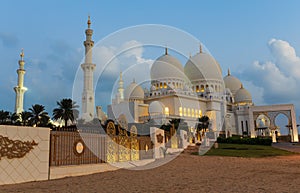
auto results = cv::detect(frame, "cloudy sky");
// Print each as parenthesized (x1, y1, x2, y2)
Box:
(1, 0, 300, 128)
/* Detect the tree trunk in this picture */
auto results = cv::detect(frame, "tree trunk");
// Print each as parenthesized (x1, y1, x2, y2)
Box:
(65, 119, 68, 128)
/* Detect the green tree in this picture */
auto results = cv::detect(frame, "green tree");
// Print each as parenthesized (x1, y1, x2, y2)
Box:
(52, 98, 79, 127)
(19, 111, 32, 126)
(29, 104, 49, 127)
(9, 112, 20, 125)
(197, 115, 210, 133)
(0, 110, 10, 124)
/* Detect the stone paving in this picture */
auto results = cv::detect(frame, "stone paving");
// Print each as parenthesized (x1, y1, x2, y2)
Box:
(272, 142, 300, 153)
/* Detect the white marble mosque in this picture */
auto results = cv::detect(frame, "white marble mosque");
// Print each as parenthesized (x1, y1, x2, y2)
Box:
(14, 16, 299, 143)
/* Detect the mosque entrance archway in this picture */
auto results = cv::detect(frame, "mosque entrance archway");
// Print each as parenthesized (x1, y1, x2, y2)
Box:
(249, 104, 299, 142)
(275, 113, 290, 136)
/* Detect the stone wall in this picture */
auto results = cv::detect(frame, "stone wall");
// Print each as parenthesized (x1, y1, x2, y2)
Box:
(0, 125, 50, 185)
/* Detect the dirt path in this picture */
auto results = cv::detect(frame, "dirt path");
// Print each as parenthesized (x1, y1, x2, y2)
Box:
(0, 154, 300, 193)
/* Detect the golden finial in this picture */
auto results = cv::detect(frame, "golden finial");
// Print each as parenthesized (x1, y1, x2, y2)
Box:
(228, 68, 231, 76)
(20, 48, 24, 60)
(165, 47, 168, 55)
(199, 43, 203, 53)
(87, 15, 91, 28)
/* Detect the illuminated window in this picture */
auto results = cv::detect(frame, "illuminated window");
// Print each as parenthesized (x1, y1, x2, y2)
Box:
(195, 109, 198, 117)
(191, 109, 195, 117)
(164, 107, 169, 116)
(201, 85, 205, 92)
(187, 108, 191, 117)
(199, 110, 202, 117)
(160, 82, 163, 88)
(179, 107, 183, 116)
(183, 108, 187, 116)
(164, 82, 167, 88)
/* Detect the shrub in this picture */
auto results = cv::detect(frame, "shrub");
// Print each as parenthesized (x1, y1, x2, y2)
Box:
(217, 136, 272, 146)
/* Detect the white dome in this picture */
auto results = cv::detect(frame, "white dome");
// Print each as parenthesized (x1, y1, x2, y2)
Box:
(124, 81, 144, 100)
(149, 101, 164, 115)
(151, 52, 185, 81)
(235, 85, 252, 104)
(184, 52, 223, 82)
(223, 70, 242, 96)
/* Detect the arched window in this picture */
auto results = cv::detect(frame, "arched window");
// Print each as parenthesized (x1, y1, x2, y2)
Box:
(164, 107, 169, 116)
(179, 107, 183, 116)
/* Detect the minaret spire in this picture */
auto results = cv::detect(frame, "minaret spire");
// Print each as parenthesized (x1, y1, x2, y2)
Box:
(14, 49, 27, 114)
(87, 15, 91, 29)
(118, 72, 124, 101)
(81, 16, 96, 121)
(228, 68, 231, 76)
(165, 47, 168, 55)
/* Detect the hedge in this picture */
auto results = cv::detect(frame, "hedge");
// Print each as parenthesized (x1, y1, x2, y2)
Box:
(217, 136, 272, 146)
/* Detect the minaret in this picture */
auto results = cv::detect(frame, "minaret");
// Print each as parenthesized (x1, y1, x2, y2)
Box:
(118, 72, 124, 101)
(81, 16, 96, 121)
(14, 49, 27, 114)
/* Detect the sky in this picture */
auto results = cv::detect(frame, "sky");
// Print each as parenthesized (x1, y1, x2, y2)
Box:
(1, 0, 300, 131)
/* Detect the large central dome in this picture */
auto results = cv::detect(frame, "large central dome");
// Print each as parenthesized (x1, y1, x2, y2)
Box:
(150, 50, 185, 81)
(184, 52, 223, 82)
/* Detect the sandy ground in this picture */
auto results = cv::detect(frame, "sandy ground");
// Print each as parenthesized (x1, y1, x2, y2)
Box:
(0, 153, 300, 193)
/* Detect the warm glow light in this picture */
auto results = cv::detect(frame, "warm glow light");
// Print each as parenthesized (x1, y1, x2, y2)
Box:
(199, 110, 202, 117)
(179, 107, 182, 116)
(183, 108, 187, 116)
(164, 107, 169, 116)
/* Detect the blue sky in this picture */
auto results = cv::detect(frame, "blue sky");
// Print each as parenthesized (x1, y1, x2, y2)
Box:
(1, 0, 300, 129)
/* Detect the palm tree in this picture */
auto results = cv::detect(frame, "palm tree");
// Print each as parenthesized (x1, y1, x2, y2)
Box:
(197, 115, 210, 135)
(10, 112, 20, 125)
(52, 98, 79, 127)
(0, 110, 10, 124)
(19, 111, 32, 126)
(29, 104, 49, 127)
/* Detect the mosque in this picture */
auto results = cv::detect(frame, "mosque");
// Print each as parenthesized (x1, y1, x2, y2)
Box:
(13, 16, 299, 143)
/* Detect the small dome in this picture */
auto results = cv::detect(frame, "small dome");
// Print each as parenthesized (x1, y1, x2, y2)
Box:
(149, 101, 164, 115)
(151, 51, 185, 81)
(235, 85, 252, 104)
(124, 81, 144, 100)
(223, 69, 242, 96)
(184, 52, 223, 82)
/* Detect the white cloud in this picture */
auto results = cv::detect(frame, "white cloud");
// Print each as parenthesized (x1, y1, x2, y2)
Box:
(92, 40, 154, 111)
(242, 39, 300, 106)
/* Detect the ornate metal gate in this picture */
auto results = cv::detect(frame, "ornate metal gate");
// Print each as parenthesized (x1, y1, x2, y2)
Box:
(106, 123, 140, 163)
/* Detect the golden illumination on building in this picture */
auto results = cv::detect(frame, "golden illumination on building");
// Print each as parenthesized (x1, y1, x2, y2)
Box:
(163, 82, 167, 88)
(183, 108, 187, 116)
(187, 108, 191, 117)
(199, 110, 202, 117)
(164, 107, 169, 116)
(195, 109, 198, 117)
(179, 107, 183, 116)
(191, 109, 195, 117)
(201, 85, 205, 92)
